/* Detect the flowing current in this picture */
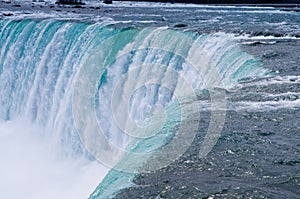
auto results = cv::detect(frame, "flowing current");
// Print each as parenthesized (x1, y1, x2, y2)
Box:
(0, 18, 272, 198)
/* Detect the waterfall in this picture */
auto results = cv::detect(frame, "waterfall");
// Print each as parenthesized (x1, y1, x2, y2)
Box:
(0, 18, 269, 198)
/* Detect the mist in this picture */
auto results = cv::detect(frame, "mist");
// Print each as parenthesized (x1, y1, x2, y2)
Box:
(0, 119, 109, 199)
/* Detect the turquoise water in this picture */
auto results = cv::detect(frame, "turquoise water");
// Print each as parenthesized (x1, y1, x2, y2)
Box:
(0, 19, 270, 198)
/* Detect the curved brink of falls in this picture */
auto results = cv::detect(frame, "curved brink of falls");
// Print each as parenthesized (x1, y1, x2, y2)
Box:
(0, 19, 270, 199)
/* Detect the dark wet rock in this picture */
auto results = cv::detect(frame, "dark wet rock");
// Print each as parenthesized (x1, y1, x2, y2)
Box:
(174, 23, 188, 28)
(56, 0, 85, 5)
(73, 5, 83, 8)
(2, 12, 13, 16)
(103, 0, 113, 4)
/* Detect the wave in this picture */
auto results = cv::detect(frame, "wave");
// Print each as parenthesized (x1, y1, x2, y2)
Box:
(235, 31, 300, 41)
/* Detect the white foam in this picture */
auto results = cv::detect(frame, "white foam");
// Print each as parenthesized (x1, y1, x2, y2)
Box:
(240, 75, 300, 88)
(235, 34, 300, 41)
(260, 91, 300, 98)
(234, 99, 300, 112)
(240, 41, 277, 45)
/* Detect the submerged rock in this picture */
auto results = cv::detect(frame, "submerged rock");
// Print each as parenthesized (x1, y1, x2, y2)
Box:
(103, 0, 112, 4)
(174, 23, 188, 28)
(55, 0, 85, 5)
(2, 12, 13, 16)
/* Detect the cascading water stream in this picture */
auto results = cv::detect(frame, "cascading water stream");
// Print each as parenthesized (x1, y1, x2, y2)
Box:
(0, 18, 270, 199)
